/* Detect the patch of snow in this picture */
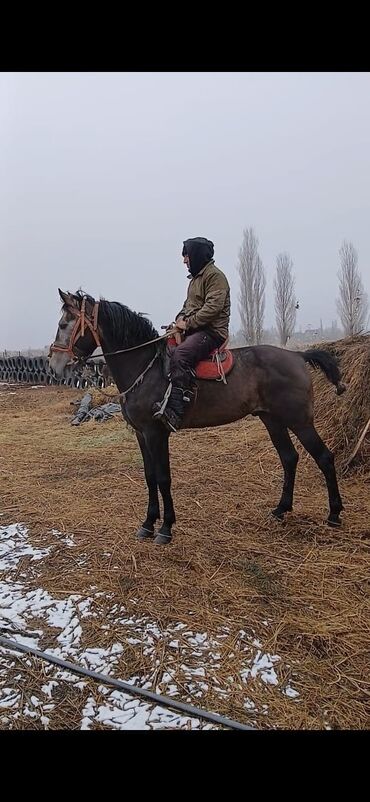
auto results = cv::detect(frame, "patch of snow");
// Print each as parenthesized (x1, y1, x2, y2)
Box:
(0, 523, 300, 730)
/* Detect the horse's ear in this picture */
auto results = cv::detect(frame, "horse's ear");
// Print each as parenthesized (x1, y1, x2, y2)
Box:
(58, 288, 71, 305)
(58, 289, 80, 309)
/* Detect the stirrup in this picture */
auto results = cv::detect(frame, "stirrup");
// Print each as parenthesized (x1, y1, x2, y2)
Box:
(152, 381, 172, 420)
(161, 408, 182, 433)
(153, 405, 182, 433)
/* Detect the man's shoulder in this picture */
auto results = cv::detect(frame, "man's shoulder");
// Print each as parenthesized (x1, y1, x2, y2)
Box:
(205, 262, 229, 286)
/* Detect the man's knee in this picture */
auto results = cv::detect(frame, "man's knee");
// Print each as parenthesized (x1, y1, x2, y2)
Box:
(171, 342, 193, 369)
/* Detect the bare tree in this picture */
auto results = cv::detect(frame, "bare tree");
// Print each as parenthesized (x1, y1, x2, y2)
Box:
(336, 241, 369, 336)
(238, 227, 266, 344)
(254, 254, 266, 344)
(274, 252, 297, 346)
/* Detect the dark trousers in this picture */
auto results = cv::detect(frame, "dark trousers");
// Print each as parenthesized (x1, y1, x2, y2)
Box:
(170, 330, 223, 388)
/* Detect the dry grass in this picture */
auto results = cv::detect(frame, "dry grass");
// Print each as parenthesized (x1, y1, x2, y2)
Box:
(310, 335, 370, 470)
(0, 336, 369, 729)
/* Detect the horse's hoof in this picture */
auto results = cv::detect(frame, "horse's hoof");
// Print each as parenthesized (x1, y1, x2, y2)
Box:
(137, 526, 155, 540)
(154, 533, 172, 545)
(327, 514, 342, 528)
(272, 507, 285, 521)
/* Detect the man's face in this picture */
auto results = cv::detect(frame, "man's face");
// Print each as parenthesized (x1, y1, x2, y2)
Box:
(183, 254, 190, 269)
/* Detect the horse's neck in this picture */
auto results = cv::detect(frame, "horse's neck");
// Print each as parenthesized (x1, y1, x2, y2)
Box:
(100, 331, 158, 392)
(96, 303, 161, 391)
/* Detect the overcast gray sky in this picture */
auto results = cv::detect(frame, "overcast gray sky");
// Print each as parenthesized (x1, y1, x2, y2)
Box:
(1, 72, 369, 350)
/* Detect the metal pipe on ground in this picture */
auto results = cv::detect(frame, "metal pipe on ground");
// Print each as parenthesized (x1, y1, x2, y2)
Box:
(0, 635, 254, 731)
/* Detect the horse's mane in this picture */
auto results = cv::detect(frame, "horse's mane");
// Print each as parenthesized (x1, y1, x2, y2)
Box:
(73, 290, 158, 350)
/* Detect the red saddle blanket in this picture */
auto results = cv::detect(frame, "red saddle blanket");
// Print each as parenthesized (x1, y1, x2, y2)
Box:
(167, 337, 234, 381)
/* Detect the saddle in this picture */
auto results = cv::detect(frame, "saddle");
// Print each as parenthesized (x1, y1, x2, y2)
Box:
(166, 335, 234, 382)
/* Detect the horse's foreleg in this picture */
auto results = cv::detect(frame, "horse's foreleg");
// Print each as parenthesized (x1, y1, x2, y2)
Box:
(135, 431, 160, 540)
(144, 427, 175, 545)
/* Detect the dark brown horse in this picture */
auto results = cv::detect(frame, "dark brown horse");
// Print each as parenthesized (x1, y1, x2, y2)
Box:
(49, 291, 346, 544)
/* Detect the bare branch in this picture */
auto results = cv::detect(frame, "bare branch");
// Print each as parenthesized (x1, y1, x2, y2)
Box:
(336, 241, 369, 336)
(273, 253, 297, 346)
(254, 254, 266, 345)
(237, 227, 266, 344)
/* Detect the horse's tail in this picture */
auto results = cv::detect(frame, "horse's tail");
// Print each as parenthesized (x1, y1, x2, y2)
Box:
(301, 349, 347, 396)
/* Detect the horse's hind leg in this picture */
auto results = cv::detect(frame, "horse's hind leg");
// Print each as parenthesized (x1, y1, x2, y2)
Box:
(259, 413, 299, 520)
(291, 423, 344, 527)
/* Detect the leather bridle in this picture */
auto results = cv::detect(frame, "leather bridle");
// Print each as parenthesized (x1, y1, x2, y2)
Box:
(49, 297, 100, 360)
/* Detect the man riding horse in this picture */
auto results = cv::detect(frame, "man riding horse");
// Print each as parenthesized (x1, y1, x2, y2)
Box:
(153, 236, 231, 432)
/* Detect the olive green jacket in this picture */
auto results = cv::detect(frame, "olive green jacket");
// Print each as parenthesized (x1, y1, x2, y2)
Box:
(176, 261, 230, 341)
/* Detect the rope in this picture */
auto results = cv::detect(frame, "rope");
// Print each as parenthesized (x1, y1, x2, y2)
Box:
(102, 328, 178, 358)
(118, 351, 159, 402)
(0, 635, 254, 731)
(94, 351, 160, 403)
(74, 328, 177, 402)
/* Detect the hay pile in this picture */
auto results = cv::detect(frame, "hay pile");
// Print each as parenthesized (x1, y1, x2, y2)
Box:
(309, 334, 370, 470)
(89, 384, 121, 405)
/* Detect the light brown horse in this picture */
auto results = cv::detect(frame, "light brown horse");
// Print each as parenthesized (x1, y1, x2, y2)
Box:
(49, 290, 346, 544)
